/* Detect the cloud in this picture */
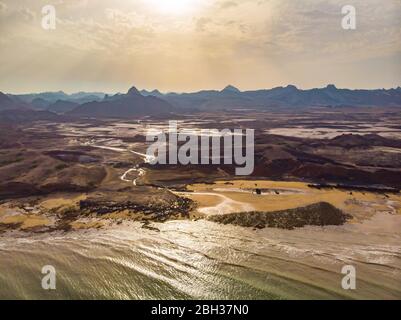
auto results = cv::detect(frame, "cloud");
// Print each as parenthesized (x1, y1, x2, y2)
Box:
(0, 0, 400, 93)
(195, 17, 212, 32)
(0, 2, 7, 14)
(219, 1, 238, 9)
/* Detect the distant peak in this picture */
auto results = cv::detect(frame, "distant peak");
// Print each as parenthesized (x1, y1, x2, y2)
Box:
(0, 92, 11, 100)
(285, 84, 298, 90)
(326, 84, 337, 90)
(151, 89, 162, 95)
(222, 85, 241, 93)
(127, 86, 141, 96)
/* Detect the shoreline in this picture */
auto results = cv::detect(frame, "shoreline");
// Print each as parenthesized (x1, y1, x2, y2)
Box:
(1, 178, 400, 235)
(1, 214, 400, 300)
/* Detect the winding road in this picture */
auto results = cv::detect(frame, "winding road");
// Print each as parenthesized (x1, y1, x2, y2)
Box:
(83, 141, 151, 186)
(85, 140, 254, 215)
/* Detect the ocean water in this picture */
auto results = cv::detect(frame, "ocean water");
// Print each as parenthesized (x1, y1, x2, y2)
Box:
(0, 217, 400, 300)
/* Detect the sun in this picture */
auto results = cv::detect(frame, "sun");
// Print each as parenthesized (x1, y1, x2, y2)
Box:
(146, 0, 202, 15)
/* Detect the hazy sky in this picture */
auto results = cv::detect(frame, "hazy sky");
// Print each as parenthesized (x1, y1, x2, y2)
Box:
(0, 0, 400, 93)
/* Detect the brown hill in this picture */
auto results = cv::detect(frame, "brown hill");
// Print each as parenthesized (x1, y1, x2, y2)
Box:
(0, 92, 29, 111)
(69, 86, 175, 118)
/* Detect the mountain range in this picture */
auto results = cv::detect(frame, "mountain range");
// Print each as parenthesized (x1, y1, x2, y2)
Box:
(68, 86, 175, 118)
(141, 84, 401, 110)
(0, 92, 29, 111)
(0, 84, 400, 120)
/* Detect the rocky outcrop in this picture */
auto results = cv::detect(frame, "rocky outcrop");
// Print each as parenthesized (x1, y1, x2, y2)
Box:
(79, 197, 195, 221)
(209, 202, 352, 230)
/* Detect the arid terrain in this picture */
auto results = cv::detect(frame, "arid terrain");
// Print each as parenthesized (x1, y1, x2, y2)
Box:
(1, 107, 401, 234)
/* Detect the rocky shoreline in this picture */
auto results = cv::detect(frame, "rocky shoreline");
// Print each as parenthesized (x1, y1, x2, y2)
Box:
(1, 200, 352, 234)
(79, 197, 195, 221)
(209, 202, 352, 230)
(0, 194, 197, 234)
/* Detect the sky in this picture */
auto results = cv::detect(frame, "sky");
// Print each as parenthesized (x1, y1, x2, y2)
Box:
(0, 0, 400, 94)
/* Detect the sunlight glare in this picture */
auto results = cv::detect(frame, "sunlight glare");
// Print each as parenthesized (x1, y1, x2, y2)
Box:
(146, 0, 202, 15)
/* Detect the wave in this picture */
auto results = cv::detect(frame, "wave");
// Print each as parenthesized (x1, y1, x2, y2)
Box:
(1, 219, 400, 299)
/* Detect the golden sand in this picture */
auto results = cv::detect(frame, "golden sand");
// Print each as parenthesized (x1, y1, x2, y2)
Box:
(184, 180, 401, 219)
(40, 194, 86, 211)
(0, 214, 51, 230)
